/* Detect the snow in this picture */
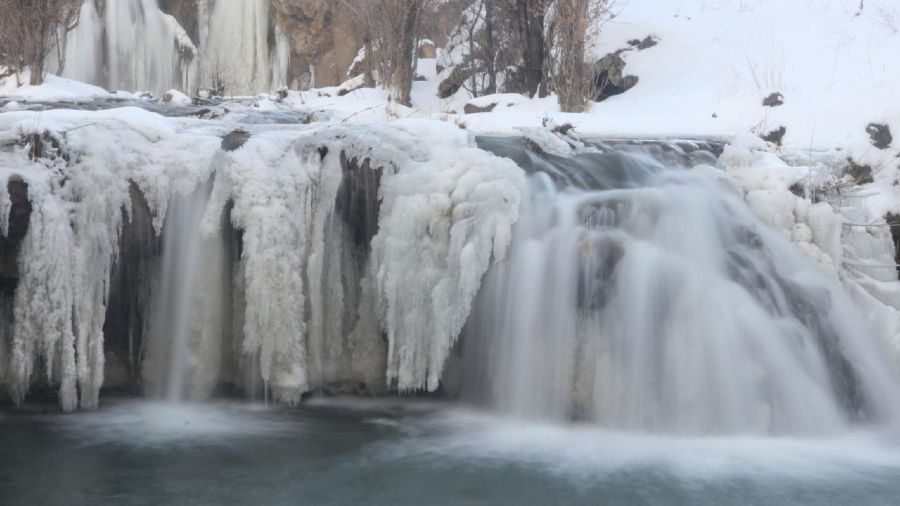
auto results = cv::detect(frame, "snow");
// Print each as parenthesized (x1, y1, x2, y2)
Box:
(162, 89, 192, 106)
(0, 72, 113, 100)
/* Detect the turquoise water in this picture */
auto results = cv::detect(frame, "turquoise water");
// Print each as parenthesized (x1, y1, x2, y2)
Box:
(2, 398, 900, 505)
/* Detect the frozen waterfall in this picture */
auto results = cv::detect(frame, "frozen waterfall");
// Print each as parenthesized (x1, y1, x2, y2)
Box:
(0, 105, 899, 438)
(0, 110, 521, 409)
(54, 0, 289, 95)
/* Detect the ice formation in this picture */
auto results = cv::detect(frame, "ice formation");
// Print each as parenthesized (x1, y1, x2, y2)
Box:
(55, 0, 289, 95)
(0, 110, 523, 409)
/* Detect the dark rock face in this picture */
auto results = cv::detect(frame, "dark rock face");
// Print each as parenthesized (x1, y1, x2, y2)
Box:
(222, 129, 252, 152)
(159, 0, 200, 46)
(594, 52, 639, 102)
(0, 177, 31, 296)
(335, 153, 383, 253)
(763, 92, 784, 107)
(867, 123, 892, 149)
(103, 183, 159, 389)
(762, 126, 787, 146)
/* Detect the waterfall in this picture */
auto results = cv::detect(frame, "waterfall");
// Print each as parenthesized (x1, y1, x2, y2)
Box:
(464, 138, 900, 435)
(2, 102, 899, 436)
(55, 0, 198, 94)
(203, 0, 290, 94)
(143, 182, 227, 402)
(53, 0, 288, 95)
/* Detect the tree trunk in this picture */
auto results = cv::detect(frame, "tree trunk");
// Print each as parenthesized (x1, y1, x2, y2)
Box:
(28, 16, 48, 86)
(484, 0, 497, 95)
(516, 0, 546, 97)
(390, 0, 422, 106)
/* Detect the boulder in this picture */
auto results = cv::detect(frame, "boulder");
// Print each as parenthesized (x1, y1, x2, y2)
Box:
(593, 52, 639, 101)
(866, 123, 892, 149)
(463, 102, 497, 114)
(763, 92, 784, 107)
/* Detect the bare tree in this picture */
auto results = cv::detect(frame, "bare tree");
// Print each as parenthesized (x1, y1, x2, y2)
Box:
(342, 0, 427, 106)
(0, 0, 84, 85)
(515, 0, 549, 97)
(550, 0, 606, 112)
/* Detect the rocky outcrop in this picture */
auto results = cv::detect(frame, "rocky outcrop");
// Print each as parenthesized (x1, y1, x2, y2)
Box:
(103, 183, 159, 390)
(0, 177, 31, 296)
(593, 52, 639, 101)
(159, 0, 200, 45)
(271, 0, 363, 88)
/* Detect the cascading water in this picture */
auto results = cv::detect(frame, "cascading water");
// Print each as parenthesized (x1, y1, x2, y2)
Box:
(464, 138, 900, 435)
(203, 0, 290, 94)
(143, 182, 227, 402)
(54, 0, 289, 95)
(55, 0, 198, 94)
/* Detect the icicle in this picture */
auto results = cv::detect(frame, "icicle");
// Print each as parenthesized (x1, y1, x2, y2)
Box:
(371, 143, 524, 392)
(9, 178, 78, 410)
(226, 137, 345, 403)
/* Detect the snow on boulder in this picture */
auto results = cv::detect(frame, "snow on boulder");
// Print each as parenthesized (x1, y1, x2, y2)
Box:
(162, 89, 192, 106)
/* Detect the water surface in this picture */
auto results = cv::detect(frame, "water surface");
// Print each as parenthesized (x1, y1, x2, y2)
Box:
(2, 398, 900, 505)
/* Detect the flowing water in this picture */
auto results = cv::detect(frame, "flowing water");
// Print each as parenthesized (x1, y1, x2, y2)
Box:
(464, 138, 900, 435)
(2, 399, 900, 505)
(143, 183, 228, 402)
(3, 132, 900, 504)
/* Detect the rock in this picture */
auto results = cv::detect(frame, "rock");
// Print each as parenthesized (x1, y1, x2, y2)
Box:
(222, 129, 251, 152)
(866, 123, 892, 149)
(271, 0, 363, 88)
(438, 64, 477, 99)
(158, 0, 200, 45)
(845, 157, 874, 185)
(463, 102, 497, 114)
(627, 36, 658, 50)
(763, 92, 784, 107)
(336, 75, 365, 97)
(553, 123, 575, 136)
(162, 89, 192, 106)
(22, 131, 68, 162)
(418, 39, 437, 59)
(593, 52, 639, 101)
(762, 126, 787, 146)
(0, 177, 32, 295)
(103, 183, 159, 386)
(335, 153, 382, 253)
